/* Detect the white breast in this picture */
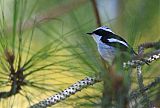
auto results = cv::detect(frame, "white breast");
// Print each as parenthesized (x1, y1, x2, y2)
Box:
(92, 34, 116, 65)
(98, 41, 116, 65)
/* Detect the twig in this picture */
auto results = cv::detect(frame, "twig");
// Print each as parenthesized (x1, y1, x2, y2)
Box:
(138, 41, 160, 54)
(123, 49, 160, 68)
(30, 77, 101, 108)
(91, 0, 101, 26)
(130, 77, 160, 99)
(30, 42, 159, 108)
(129, 77, 160, 108)
(125, 42, 160, 107)
(135, 41, 159, 107)
(136, 65, 154, 107)
(29, 50, 159, 108)
(123, 41, 160, 68)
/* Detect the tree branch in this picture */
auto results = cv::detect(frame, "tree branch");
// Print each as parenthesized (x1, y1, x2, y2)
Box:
(130, 77, 160, 99)
(30, 77, 101, 108)
(123, 49, 160, 68)
(134, 41, 160, 107)
(136, 65, 154, 107)
(30, 41, 160, 108)
(91, 0, 101, 26)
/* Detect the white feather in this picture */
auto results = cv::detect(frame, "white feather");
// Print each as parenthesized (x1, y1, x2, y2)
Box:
(95, 26, 114, 34)
(90, 26, 129, 65)
(91, 34, 116, 65)
(107, 38, 128, 47)
(98, 41, 116, 65)
(92, 34, 101, 43)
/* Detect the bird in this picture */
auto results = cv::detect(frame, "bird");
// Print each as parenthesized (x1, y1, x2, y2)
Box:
(87, 26, 139, 65)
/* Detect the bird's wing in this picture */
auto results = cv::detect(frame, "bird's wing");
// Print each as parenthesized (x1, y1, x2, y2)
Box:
(101, 34, 150, 64)
(101, 34, 136, 54)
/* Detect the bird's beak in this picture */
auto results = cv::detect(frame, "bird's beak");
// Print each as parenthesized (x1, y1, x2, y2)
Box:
(86, 32, 93, 35)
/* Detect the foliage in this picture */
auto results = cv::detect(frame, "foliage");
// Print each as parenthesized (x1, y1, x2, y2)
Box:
(0, 0, 159, 108)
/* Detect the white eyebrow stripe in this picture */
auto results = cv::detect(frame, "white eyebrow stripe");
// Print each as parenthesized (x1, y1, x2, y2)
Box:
(95, 27, 114, 33)
(107, 38, 128, 47)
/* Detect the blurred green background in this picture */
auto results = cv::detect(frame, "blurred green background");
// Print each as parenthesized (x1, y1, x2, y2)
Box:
(0, 0, 159, 107)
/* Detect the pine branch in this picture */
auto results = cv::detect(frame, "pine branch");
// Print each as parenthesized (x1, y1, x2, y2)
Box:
(30, 42, 159, 108)
(136, 65, 154, 107)
(91, 0, 101, 26)
(132, 41, 160, 107)
(123, 49, 160, 68)
(30, 77, 101, 108)
(130, 77, 160, 99)
(138, 41, 160, 54)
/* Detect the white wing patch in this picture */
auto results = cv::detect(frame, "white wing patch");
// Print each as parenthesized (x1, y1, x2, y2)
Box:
(107, 38, 128, 47)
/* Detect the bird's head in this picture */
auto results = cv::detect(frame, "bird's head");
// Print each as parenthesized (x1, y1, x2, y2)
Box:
(87, 26, 114, 43)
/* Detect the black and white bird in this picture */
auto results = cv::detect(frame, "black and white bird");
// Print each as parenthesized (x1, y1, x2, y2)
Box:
(87, 26, 137, 65)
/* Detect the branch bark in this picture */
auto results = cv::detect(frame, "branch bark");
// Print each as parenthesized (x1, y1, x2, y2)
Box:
(29, 48, 159, 108)
(30, 77, 101, 108)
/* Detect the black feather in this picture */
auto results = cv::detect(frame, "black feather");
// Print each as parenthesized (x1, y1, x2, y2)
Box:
(93, 27, 149, 65)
